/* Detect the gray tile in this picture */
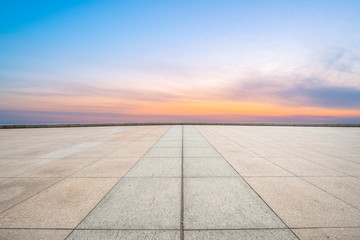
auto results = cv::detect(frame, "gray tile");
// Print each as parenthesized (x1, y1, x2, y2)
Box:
(184, 177, 285, 229)
(126, 158, 181, 177)
(144, 147, 182, 158)
(67, 230, 180, 240)
(78, 178, 181, 229)
(184, 229, 298, 240)
(184, 148, 221, 158)
(184, 157, 238, 177)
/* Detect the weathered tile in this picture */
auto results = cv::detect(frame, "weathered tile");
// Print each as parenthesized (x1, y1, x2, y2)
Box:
(184, 148, 221, 158)
(304, 177, 360, 209)
(20, 158, 96, 177)
(184, 157, 238, 177)
(184, 177, 285, 229)
(225, 157, 293, 176)
(184, 229, 298, 240)
(0, 178, 119, 228)
(144, 147, 182, 158)
(67, 230, 180, 240)
(0, 178, 60, 213)
(78, 178, 180, 229)
(0, 229, 71, 240)
(293, 228, 360, 240)
(73, 158, 138, 177)
(246, 177, 360, 228)
(126, 158, 181, 177)
(266, 157, 345, 176)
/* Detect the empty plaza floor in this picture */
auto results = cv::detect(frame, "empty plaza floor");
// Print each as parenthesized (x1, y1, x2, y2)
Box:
(0, 125, 359, 240)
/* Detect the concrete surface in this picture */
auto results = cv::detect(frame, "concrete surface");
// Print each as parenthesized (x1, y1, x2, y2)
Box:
(0, 125, 359, 239)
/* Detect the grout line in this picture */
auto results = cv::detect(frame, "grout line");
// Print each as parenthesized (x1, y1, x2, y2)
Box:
(1, 226, 360, 231)
(195, 126, 301, 240)
(180, 125, 185, 240)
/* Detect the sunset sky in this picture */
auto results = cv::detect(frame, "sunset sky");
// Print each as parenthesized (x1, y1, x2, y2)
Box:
(1, 0, 360, 123)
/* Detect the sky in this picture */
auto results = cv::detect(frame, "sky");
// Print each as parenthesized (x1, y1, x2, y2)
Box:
(1, 0, 360, 124)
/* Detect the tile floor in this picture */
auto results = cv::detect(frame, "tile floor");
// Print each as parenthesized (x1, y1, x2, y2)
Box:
(0, 125, 359, 239)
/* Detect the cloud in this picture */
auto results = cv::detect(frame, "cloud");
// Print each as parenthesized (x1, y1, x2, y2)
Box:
(225, 73, 360, 109)
(1, 110, 359, 124)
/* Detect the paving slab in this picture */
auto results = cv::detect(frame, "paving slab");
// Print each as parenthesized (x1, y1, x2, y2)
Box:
(20, 158, 96, 177)
(0, 178, 119, 228)
(184, 157, 238, 177)
(266, 157, 345, 176)
(184, 177, 285, 229)
(125, 157, 181, 177)
(73, 157, 139, 177)
(0, 177, 60, 213)
(0, 229, 71, 240)
(184, 229, 298, 240)
(144, 147, 182, 158)
(78, 177, 181, 229)
(245, 177, 360, 228)
(67, 230, 180, 240)
(304, 177, 360, 209)
(225, 157, 293, 177)
(293, 227, 360, 240)
(184, 147, 221, 158)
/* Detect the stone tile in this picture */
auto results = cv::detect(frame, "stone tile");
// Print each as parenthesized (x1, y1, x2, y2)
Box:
(0, 178, 60, 213)
(225, 157, 293, 176)
(0, 159, 43, 177)
(153, 141, 182, 148)
(246, 177, 360, 228)
(106, 147, 151, 158)
(267, 157, 345, 176)
(304, 177, 360, 209)
(307, 157, 360, 176)
(73, 158, 139, 177)
(184, 177, 285, 229)
(293, 228, 360, 240)
(126, 158, 181, 177)
(184, 157, 238, 177)
(184, 148, 221, 158)
(184, 229, 298, 240)
(0, 229, 71, 240)
(20, 158, 96, 177)
(0, 178, 119, 228)
(144, 147, 182, 158)
(78, 177, 180, 229)
(183, 141, 212, 148)
(67, 230, 180, 240)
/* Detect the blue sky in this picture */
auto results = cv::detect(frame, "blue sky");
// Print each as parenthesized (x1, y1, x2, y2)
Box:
(1, 0, 360, 123)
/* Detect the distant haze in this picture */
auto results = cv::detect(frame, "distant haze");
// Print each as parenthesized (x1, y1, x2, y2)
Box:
(1, 0, 360, 123)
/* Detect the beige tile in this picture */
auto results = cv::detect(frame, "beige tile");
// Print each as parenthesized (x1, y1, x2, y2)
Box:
(267, 157, 345, 176)
(73, 158, 138, 177)
(0, 159, 40, 177)
(0, 178, 60, 213)
(226, 157, 293, 176)
(293, 228, 360, 240)
(0, 229, 71, 240)
(0, 178, 119, 228)
(20, 159, 96, 177)
(304, 177, 360, 209)
(245, 177, 360, 228)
